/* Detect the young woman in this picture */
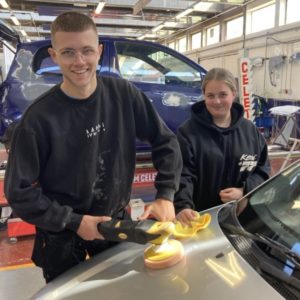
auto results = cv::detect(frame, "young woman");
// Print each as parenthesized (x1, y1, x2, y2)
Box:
(174, 67, 270, 224)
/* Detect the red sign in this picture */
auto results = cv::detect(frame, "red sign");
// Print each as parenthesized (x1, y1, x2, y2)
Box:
(239, 58, 254, 120)
(133, 169, 157, 186)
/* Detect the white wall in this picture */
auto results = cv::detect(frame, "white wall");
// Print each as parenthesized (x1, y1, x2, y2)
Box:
(160, 0, 300, 103)
(183, 22, 300, 102)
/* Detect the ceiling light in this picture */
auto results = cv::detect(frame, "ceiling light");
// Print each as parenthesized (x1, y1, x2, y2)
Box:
(74, 3, 87, 7)
(10, 15, 20, 26)
(73, 1, 87, 7)
(152, 24, 164, 32)
(20, 29, 27, 37)
(193, 3, 213, 11)
(164, 21, 177, 27)
(292, 200, 300, 209)
(145, 33, 156, 38)
(137, 33, 156, 40)
(175, 8, 193, 19)
(95, 1, 105, 14)
(0, 0, 9, 9)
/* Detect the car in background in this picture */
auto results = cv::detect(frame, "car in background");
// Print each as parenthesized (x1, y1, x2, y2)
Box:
(0, 20, 207, 152)
(32, 159, 300, 300)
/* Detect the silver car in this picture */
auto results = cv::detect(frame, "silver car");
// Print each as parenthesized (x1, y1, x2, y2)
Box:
(32, 160, 300, 300)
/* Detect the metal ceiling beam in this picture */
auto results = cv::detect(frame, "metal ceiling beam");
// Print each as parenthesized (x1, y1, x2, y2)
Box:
(93, 17, 159, 27)
(194, 0, 244, 6)
(0, 0, 248, 48)
(25, 0, 196, 11)
(0, 11, 161, 27)
(11, 25, 144, 38)
(133, 0, 152, 15)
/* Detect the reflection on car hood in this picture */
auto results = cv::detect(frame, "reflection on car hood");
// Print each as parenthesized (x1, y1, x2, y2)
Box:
(32, 206, 283, 300)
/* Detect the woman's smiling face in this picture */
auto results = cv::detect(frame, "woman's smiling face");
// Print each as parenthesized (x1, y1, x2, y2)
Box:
(204, 79, 236, 120)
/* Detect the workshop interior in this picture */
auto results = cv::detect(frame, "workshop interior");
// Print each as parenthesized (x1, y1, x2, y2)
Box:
(0, 1, 300, 299)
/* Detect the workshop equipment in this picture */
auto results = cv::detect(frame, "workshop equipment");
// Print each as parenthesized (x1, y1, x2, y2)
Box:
(269, 105, 300, 149)
(97, 213, 211, 269)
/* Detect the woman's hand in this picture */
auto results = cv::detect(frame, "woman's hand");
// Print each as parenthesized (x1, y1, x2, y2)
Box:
(219, 187, 244, 203)
(176, 208, 198, 226)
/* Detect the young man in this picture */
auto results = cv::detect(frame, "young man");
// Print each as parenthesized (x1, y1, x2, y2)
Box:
(4, 11, 182, 282)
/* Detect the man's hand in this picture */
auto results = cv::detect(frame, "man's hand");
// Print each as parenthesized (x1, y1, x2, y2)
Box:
(138, 198, 175, 221)
(176, 208, 198, 226)
(219, 187, 243, 203)
(76, 215, 111, 241)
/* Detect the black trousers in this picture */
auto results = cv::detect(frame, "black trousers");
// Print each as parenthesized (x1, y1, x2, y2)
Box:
(32, 228, 118, 283)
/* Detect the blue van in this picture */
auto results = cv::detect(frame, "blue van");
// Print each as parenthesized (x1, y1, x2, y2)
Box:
(0, 20, 206, 152)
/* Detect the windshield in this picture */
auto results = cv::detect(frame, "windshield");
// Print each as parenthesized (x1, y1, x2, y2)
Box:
(219, 160, 300, 298)
(239, 161, 300, 248)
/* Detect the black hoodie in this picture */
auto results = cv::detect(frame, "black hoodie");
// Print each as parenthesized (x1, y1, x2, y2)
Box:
(174, 100, 270, 213)
(4, 76, 182, 232)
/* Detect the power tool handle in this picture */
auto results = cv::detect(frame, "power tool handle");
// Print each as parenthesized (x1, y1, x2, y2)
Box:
(97, 219, 160, 244)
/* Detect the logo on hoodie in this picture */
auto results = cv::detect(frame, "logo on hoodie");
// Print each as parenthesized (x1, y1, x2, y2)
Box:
(86, 122, 105, 138)
(238, 154, 257, 172)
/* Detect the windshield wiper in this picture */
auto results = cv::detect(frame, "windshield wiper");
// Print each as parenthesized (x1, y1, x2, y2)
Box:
(222, 224, 300, 292)
(256, 257, 300, 292)
(222, 224, 300, 269)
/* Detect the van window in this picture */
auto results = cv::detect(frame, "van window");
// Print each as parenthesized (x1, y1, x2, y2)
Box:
(115, 41, 202, 88)
(33, 44, 103, 75)
(32, 45, 61, 75)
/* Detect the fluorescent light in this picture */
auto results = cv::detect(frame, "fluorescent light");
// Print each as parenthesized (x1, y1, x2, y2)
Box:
(74, 3, 87, 7)
(144, 33, 156, 39)
(292, 200, 300, 209)
(137, 33, 156, 40)
(95, 1, 105, 14)
(176, 8, 193, 19)
(164, 21, 177, 27)
(10, 15, 20, 26)
(152, 24, 164, 32)
(20, 29, 27, 37)
(0, 0, 9, 9)
(193, 2, 213, 11)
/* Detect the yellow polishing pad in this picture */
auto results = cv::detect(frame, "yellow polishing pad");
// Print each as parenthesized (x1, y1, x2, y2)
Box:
(144, 239, 184, 269)
(173, 213, 211, 239)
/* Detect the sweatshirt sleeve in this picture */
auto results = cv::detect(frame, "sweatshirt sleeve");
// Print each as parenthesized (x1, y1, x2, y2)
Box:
(132, 87, 182, 202)
(173, 126, 197, 213)
(4, 125, 82, 232)
(244, 131, 271, 193)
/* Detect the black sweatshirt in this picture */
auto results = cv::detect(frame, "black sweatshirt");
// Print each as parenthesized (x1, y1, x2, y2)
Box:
(174, 101, 270, 213)
(4, 76, 182, 232)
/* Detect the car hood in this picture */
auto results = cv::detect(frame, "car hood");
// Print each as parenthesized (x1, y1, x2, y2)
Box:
(32, 205, 283, 300)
